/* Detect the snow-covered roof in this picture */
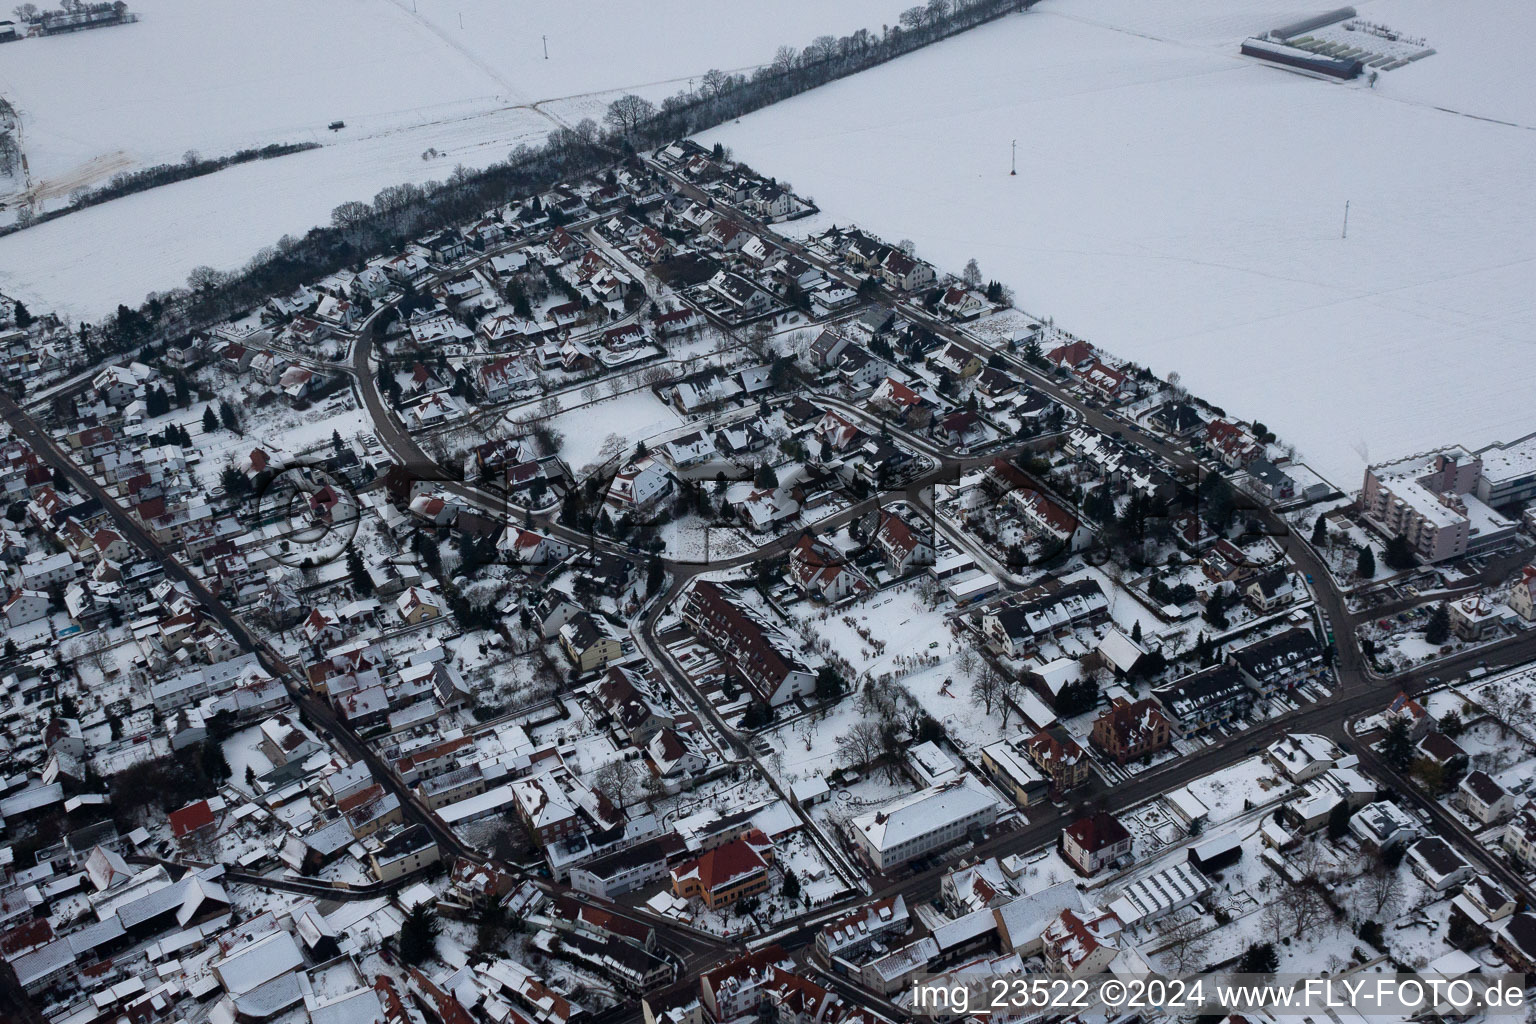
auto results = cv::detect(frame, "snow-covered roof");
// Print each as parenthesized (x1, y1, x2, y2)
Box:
(851, 774, 1001, 854)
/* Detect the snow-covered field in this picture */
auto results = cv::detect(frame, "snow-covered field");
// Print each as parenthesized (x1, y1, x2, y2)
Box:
(704, 0, 1536, 485)
(0, 0, 913, 317)
(547, 389, 684, 473)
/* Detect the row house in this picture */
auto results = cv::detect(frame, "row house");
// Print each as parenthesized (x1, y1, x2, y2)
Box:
(680, 580, 815, 707)
(1151, 664, 1254, 736)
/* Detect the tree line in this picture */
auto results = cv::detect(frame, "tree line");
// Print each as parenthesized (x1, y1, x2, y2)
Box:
(2, 141, 320, 235)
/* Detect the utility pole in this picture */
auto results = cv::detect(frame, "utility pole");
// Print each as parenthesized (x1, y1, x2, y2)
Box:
(1341, 199, 1350, 239)
(543, 34, 548, 59)
(1010, 139, 1017, 176)
(458, 11, 463, 28)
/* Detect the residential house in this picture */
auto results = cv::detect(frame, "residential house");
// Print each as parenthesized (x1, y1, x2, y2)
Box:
(1090, 699, 1172, 765)
(559, 612, 623, 673)
(1459, 770, 1515, 825)
(395, 587, 442, 625)
(1060, 811, 1131, 876)
(873, 511, 934, 575)
(787, 534, 870, 603)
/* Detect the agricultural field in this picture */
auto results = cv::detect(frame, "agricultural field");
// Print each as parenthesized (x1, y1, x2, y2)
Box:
(0, 0, 915, 317)
(704, 0, 1536, 486)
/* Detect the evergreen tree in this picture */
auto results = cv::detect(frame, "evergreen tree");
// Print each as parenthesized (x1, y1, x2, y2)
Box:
(202, 406, 219, 433)
(646, 556, 664, 596)
(1130, 621, 1142, 644)
(200, 742, 231, 782)
(1356, 544, 1375, 579)
(1238, 942, 1279, 975)
(1311, 515, 1327, 546)
(399, 904, 440, 966)
(1382, 717, 1414, 772)
(346, 547, 373, 596)
(219, 400, 240, 433)
(13, 301, 33, 329)
(1425, 604, 1451, 645)
(782, 868, 802, 903)
(1327, 800, 1352, 840)
(245, 765, 257, 789)
(815, 666, 845, 702)
(1383, 533, 1416, 570)
(174, 373, 191, 408)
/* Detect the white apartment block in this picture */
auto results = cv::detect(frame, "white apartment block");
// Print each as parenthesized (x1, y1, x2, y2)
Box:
(1359, 449, 1515, 563)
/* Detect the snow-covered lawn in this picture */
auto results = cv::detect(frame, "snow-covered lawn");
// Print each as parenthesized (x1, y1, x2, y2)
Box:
(705, 0, 1536, 485)
(768, 580, 1019, 775)
(546, 388, 685, 473)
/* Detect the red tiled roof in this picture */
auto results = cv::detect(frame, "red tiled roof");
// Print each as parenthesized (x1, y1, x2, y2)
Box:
(169, 799, 215, 837)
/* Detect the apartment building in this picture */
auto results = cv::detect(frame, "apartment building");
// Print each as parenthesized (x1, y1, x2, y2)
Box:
(1360, 449, 1515, 562)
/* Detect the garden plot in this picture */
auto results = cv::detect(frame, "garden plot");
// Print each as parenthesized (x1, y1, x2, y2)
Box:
(657, 515, 754, 562)
(1454, 716, 1536, 779)
(964, 308, 1039, 349)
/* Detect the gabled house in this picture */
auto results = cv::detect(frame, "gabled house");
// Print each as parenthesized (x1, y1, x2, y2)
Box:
(938, 286, 988, 321)
(1060, 811, 1130, 876)
(787, 534, 870, 603)
(873, 511, 934, 575)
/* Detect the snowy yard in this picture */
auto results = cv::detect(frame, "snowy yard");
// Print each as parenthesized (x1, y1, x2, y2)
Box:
(706, 0, 1536, 486)
(545, 389, 684, 475)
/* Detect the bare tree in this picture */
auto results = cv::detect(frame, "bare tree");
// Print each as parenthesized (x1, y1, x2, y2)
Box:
(603, 94, 657, 141)
(700, 69, 728, 96)
(962, 259, 982, 289)
(593, 759, 643, 809)
(331, 201, 373, 241)
(956, 646, 978, 678)
(972, 662, 1004, 718)
(801, 36, 837, 65)
(770, 45, 798, 74)
(1260, 899, 1286, 945)
(1160, 919, 1209, 976)
(1360, 861, 1404, 920)
(840, 719, 884, 770)
(1286, 885, 1331, 940)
